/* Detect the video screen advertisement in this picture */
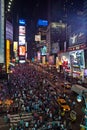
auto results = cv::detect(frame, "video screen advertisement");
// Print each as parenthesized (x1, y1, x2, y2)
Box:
(69, 50, 85, 69)
(48, 55, 54, 65)
(19, 26, 25, 36)
(18, 19, 26, 63)
(18, 45, 26, 62)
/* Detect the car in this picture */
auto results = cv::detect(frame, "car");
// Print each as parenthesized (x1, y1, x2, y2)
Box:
(57, 98, 70, 112)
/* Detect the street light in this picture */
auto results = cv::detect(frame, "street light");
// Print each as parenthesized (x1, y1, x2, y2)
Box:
(77, 91, 87, 130)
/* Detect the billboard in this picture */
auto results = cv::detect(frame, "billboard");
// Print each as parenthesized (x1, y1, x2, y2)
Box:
(48, 55, 54, 65)
(37, 51, 41, 61)
(6, 40, 10, 73)
(69, 50, 85, 68)
(0, 0, 5, 64)
(6, 20, 13, 41)
(37, 19, 48, 26)
(35, 35, 41, 42)
(19, 26, 25, 36)
(41, 46, 47, 56)
(19, 46, 26, 56)
(52, 42, 59, 54)
(18, 19, 26, 62)
(19, 19, 25, 25)
(13, 41, 18, 52)
(69, 32, 86, 46)
(19, 35, 26, 45)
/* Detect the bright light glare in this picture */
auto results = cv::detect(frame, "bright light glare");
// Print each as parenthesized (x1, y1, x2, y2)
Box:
(8, 2, 11, 5)
(77, 95, 82, 102)
(8, 8, 10, 12)
(8, 5, 11, 8)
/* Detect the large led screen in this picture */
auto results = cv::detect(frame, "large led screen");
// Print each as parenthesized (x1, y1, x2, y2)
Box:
(19, 19, 25, 25)
(37, 19, 48, 26)
(35, 35, 41, 42)
(69, 32, 86, 46)
(6, 40, 10, 73)
(48, 55, 54, 65)
(6, 20, 13, 41)
(19, 36, 25, 45)
(41, 46, 47, 56)
(69, 50, 85, 68)
(19, 46, 26, 56)
(19, 26, 25, 36)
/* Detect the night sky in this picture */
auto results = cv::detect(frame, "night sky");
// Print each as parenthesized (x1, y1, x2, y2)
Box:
(6, 0, 84, 59)
(11, 0, 48, 40)
(7, 0, 49, 59)
(12, 0, 48, 21)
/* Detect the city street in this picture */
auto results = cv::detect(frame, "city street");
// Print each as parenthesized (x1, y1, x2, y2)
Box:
(0, 63, 85, 130)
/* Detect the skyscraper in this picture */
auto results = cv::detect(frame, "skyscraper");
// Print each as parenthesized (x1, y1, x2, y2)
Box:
(0, 0, 5, 64)
(84, 0, 87, 37)
(48, 0, 84, 35)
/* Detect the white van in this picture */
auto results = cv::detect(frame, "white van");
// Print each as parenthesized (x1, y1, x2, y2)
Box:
(71, 84, 87, 95)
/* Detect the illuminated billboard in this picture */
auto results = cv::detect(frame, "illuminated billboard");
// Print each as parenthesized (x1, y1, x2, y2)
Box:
(6, 20, 13, 41)
(37, 51, 41, 61)
(48, 55, 54, 65)
(69, 32, 86, 46)
(19, 26, 25, 35)
(6, 40, 10, 73)
(69, 50, 85, 68)
(41, 46, 47, 56)
(37, 19, 48, 26)
(35, 35, 41, 42)
(19, 46, 26, 56)
(19, 19, 25, 25)
(19, 35, 25, 45)
(18, 19, 26, 62)
(0, 0, 5, 64)
(13, 41, 18, 52)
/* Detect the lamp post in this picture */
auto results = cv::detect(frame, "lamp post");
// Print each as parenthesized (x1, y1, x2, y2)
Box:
(77, 91, 87, 130)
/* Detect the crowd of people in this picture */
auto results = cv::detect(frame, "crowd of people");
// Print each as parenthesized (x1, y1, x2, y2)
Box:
(0, 62, 73, 130)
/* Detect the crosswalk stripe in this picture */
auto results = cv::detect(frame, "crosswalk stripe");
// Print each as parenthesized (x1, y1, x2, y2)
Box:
(9, 113, 33, 126)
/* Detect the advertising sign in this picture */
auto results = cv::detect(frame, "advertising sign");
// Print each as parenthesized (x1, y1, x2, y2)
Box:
(13, 41, 18, 52)
(19, 26, 25, 35)
(69, 32, 86, 47)
(6, 40, 10, 73)
(19, 19, 25, 25)
(19, 35, 25, 45)
(42, 56, 46, 64)
(35, 35, 41, 42)
(18, 19, 26, 63)
(19, 46, 26, 56)
(6, 20, 13, 41)
(69, 50, 85, 68)
(0, 0, 5, 63)
(37, 19, 48, 26)
(48, 55, 54, 65)
(37, 51, 41, 61)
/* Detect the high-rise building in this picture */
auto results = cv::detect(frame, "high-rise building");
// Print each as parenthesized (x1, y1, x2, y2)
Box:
(84, 0, 87, 37)
(0, 0, 5, 64)
(46, 21, 66, 55)
(48, 0, 84, 32)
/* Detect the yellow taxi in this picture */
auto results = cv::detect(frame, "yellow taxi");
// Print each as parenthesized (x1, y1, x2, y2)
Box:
(65, 84, 71, 89)
(57, 98, 70, 112)
(61, 82, 71, 89)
